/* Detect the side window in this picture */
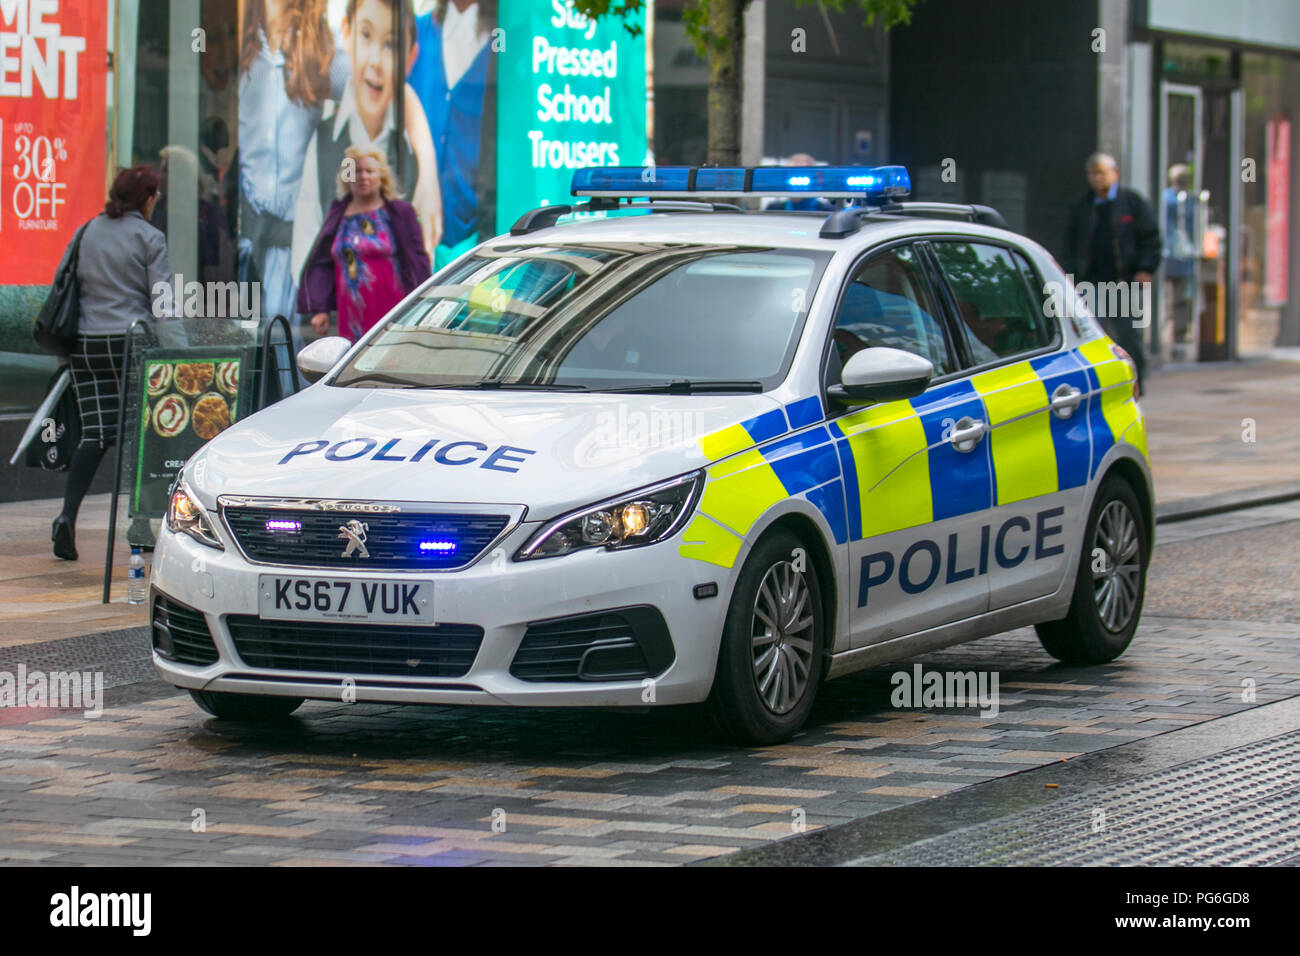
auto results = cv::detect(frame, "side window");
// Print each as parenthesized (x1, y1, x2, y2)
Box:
(828, 245, 956, 379)
(930, 242, 1053, 364)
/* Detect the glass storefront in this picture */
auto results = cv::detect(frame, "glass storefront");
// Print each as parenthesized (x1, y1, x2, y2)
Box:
(1, 0, 652, 424)
(1241, 52, 1300, 353)
(1155, 41, 1238, 363)
(1153, 38, 1300, 362)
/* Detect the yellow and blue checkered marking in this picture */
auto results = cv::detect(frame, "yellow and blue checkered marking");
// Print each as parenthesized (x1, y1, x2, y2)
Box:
(1032, 351, 1093, 493)
(680, 343, 1144, 568)
(758, 425, 847, 544)
(1077, 337, 1146, 475)
(681, 397, 841, 565)
(914, 379, 994, 521)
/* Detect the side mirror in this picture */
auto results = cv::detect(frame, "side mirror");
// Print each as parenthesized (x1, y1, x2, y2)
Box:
(828, 347, 933, 405)
(296, 336, 351, 384)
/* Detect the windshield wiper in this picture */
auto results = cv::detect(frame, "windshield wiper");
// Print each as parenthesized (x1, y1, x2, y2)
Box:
(415, 380, 591, 391)
(604, 380, 765, 394)
(334, 372, 417, 388)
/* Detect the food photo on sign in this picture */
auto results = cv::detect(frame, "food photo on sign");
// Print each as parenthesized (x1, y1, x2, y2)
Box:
(132, 351, 247, 516)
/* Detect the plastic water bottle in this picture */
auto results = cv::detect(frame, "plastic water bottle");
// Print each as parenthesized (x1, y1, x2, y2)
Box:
(127, 548, 147, 605)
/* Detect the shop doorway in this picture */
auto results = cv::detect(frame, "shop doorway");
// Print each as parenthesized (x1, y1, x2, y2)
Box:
(1157, 79, 1244, 362)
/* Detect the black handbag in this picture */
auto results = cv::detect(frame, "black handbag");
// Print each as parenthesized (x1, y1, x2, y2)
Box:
(20, 368, 80, 471)
(33, 221, 89, 357)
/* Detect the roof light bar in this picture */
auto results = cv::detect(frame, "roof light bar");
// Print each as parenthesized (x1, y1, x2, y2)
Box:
(570, 165, 911, 201)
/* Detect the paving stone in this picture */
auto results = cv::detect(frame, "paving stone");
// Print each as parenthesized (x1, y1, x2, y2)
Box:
(2, 609, 1299, 865)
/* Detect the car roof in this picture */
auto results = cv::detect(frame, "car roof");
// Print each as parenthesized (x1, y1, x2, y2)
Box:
(486, 210, 1036, 255)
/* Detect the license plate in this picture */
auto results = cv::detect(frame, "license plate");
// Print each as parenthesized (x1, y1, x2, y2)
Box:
(258, 576, 434, 625)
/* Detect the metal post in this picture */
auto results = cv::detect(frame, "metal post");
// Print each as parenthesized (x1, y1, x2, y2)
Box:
(102, 320, 145, 604)
(258, 313, 297, 410)
(1227, 86, 1245, 361)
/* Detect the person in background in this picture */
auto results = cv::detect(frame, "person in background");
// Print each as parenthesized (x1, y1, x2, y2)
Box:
(297, 145, 431, 343)
(1062, 152, 1161, 388)
(1162, 163, 1199, 346)
(53, 166, 172, 561)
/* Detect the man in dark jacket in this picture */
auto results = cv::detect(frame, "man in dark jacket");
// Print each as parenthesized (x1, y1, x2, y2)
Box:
(1062, 152, 1161, 388)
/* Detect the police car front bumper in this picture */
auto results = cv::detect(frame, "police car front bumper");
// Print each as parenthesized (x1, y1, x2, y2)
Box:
(149, 520, 730, 708)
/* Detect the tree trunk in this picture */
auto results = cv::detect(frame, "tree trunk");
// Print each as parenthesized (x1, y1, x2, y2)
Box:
(706, 0, 744, 166)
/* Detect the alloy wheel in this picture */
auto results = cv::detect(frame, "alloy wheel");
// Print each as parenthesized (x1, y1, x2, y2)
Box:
(750, 561, 815, 715)
(1092, 499, 1142, 632)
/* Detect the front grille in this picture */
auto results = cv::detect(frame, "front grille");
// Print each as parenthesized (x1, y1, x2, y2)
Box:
(223, 507, 510, 570)
(152, 594, 220, 666)
(227, 616, 483, 678)
(511, 606, 675, 682)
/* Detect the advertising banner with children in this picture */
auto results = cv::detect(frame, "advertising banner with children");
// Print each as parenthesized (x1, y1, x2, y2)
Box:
(239, 0, 648, 325)
(241, 0, 494, 321)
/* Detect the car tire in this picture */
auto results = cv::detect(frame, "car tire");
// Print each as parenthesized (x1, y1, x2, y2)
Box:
(1035, 475, 1149, 665)
(189, 689, 304, 720)
(707, 530, 826, 744)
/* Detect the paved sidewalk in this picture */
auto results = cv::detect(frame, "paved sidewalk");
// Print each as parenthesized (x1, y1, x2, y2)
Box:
(0, 358, 1294, 646)
(0, 493, 144, 646)
(1142, 358, 1300, 502)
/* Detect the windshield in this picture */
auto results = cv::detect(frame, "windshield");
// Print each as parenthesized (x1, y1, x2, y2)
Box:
(331, 242, 832, 391)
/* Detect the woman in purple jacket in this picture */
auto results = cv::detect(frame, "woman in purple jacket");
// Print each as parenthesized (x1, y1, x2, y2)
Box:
(297, 145, 431, 342)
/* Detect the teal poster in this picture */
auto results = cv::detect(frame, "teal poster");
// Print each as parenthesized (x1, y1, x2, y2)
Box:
(495, 0, 649, 233)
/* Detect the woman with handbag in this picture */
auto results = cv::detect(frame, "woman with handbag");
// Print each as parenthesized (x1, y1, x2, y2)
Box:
(51, 165, 171, 560)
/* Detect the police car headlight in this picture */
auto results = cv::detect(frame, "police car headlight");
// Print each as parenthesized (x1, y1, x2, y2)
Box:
(516, 472, 703, 560)
(166, 479, 223, 550)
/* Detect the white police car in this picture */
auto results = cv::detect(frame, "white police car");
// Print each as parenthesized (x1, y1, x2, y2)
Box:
(152, 165, 1152, 744)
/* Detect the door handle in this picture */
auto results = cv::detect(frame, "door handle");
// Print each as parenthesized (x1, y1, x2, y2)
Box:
(948, 416, 987, 453)
(1050, 384, 1084, 419)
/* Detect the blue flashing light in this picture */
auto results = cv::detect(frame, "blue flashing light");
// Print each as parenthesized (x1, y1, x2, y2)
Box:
(570, 164, 910, 200)
(749, 165, 910, 196)
(265, 519, 302, 533)
(418, 540, 458, 554)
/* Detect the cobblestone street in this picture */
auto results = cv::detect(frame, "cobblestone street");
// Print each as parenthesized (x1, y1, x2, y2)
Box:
(1, 504, 1297, 866)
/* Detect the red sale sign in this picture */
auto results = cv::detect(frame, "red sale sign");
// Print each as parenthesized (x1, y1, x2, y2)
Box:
(0, 0, 106, 285)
